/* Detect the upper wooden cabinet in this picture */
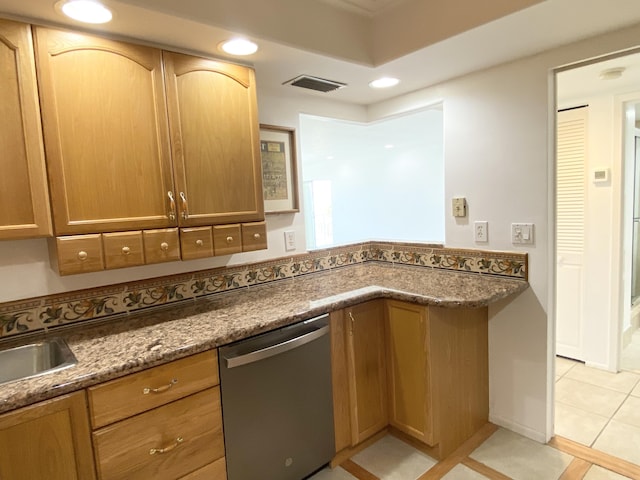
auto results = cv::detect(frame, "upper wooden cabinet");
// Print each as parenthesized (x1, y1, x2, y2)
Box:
(0, 19, 52, 239)
(163, 52, 264, 226)
(32, 25, 267, 271)
(33, 26, 175, 235)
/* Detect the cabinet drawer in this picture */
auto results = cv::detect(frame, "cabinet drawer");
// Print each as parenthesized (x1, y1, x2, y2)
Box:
(54, 234, 104, 275)
(180, 227, 213, 260)
(93, 387, 224, 480)
(179, 457, 226, 479)
(103, 231, 145, 269)
(241, 221, 267, 252)
(213, 224, 242, 256)
(143, 228, 180, 264)
(88, 351, 218, 428)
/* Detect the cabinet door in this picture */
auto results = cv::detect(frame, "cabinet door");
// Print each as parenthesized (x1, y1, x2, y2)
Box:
(163, 52, 264, 226)
(34, 27, 175, 235)
(345, 300, 387, 445)
(386, 300, 434, 445)
(0, 19, 52, 239)
(0, 391, 96, 480)
(330, 309, 351, 454)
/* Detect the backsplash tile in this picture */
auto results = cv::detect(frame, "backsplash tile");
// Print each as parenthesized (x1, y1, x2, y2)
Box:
(123, 275, 193, 312)
(0, 299, 43, 337)
(0, 241, 527, 338)
(40, 287, 124, 328)
(191, 267, 248, 296)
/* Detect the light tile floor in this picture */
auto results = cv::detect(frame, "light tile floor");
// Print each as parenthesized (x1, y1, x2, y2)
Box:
(307, 353, 640, 480)
(310, 425, 636, 480)
(555, 355, 640, 463)
(309, 352, 640, 480)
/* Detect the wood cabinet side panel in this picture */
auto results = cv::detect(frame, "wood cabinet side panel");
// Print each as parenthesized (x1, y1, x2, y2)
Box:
(429, 306, 489, 458)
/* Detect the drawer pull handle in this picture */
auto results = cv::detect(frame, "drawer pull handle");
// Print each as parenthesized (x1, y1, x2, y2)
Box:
(143, 378, 177, 395)
(149, 436, 183, 455)
(77, 251, 88, 261)
(195, 239, 203, 247)
(160, 242, 169, 251)
(253, 233, 261, 239)
(122, 246, 131, 255)
(226, 236, 233, 243)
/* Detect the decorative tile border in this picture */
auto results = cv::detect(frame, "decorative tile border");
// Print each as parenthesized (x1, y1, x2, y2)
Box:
(0, 242, 527, 338)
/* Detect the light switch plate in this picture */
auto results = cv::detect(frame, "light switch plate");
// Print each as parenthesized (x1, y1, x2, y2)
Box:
(452, 197, 467, 217)
(284, 231, 296, 251)
(511, 223, 534, 244)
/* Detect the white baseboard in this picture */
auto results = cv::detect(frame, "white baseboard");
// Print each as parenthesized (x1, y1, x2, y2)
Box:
(488, 414, 548, 443)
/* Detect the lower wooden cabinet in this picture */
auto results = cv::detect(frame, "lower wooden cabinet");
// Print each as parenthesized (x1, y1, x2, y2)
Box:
(331, 300, 388, 451)
(0, 391, 96, 480)
(89, 351, 227, 480)
(331, 299, 489, 460)
(386, 300, 434, 445)
(386, 300, 489, 458)
(92, 387, 224, 480)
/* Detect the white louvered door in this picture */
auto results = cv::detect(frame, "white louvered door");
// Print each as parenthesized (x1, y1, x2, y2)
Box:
(556, 107, 587, 361)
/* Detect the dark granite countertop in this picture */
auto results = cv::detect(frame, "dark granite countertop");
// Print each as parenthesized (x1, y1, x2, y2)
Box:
(0, 263, 528, 414)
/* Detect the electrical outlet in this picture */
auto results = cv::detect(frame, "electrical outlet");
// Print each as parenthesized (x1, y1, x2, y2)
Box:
(284, 231, 296, 251)
(511, 223, 534, 244)
(474, 221, 488, 242)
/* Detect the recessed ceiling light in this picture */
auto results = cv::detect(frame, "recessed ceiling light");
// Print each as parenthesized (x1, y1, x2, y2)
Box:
(219, 38, 258, 56)
(599, 67, 625, 80)
(384, 144, 394, 149)
(369, 77, 400, 89)
(58, 0, 113, 24)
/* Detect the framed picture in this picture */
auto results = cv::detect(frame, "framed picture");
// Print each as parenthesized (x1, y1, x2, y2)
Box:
(259, 124, 299, 214)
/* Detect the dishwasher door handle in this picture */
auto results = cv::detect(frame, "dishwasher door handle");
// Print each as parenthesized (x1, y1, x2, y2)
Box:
(224, 325, 330, 369)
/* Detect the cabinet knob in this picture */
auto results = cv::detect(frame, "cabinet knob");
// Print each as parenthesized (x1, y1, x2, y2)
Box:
(226, 236, 234, 243)
(253, 233, 261, 239)
(77, 251, 88, 261)
(160, 242, 169, 251)
(195, 239, 204, 247)
(122, 246, 131, 255)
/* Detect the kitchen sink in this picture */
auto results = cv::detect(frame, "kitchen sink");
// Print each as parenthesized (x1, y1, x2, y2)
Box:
(0, 338, 77, 386)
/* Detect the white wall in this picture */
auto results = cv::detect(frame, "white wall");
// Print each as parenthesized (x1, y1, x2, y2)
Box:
(368, 22, 640, 441)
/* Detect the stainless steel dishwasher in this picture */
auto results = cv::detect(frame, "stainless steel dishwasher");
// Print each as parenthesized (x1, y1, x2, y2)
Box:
(219, 314, 335, 480)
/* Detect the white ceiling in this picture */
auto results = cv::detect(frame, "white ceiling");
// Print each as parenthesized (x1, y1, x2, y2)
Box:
(315, 0, 407, 17)
(3, 0, 640, 105)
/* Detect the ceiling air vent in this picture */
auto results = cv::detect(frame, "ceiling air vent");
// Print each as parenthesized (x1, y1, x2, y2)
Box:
(284, 75, 347, 93)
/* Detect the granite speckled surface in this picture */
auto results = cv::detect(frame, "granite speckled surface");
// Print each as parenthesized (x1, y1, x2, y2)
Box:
(0, 263, 528, 414)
